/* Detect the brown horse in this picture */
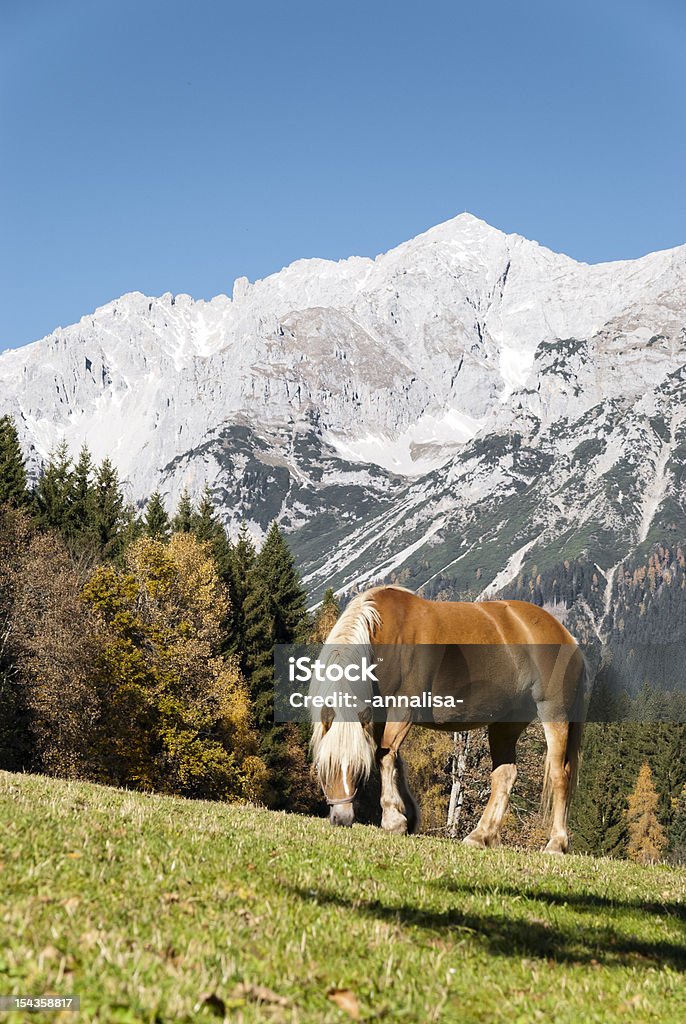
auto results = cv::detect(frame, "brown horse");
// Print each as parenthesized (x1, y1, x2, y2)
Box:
(310, 585, 587, 854)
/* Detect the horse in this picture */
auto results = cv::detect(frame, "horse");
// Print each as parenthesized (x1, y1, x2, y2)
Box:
(309, 585, 588, 854)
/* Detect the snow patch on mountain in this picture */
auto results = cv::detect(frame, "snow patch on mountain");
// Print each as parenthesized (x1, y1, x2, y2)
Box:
(2, 213, 686, 600)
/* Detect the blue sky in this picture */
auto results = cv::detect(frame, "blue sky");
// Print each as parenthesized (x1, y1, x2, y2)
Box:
(1, 0, 685, 350)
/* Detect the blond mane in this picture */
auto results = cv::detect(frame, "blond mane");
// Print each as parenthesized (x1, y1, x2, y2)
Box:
(309, 589, 385, 787)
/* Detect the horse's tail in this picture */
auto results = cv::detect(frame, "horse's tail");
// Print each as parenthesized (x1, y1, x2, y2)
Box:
(541, 650, 588, 822)
(309, 589, 381, 786)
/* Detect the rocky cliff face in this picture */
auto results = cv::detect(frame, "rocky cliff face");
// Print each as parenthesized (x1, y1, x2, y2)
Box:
(2, 214, 685, 601)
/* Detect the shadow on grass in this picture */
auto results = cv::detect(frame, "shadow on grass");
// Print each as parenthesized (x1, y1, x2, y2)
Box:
(436, 879, 686, 922)
(290, 885, 686, 970)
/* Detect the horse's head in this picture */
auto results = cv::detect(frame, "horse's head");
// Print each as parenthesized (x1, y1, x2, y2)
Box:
(311, 708, 376, 827)
(318, 758, 357, 827)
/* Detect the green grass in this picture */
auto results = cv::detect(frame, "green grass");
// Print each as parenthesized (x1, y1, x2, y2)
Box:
(1, 772, 684, 1024)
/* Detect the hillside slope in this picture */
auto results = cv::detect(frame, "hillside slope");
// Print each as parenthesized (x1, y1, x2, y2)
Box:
(1, 772, 684, 1023)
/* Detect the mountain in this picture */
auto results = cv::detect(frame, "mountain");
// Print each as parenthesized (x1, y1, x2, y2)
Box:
(2, 213, 686, 604)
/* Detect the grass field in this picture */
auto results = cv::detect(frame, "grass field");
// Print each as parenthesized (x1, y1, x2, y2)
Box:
(1, 771, 684, 1023)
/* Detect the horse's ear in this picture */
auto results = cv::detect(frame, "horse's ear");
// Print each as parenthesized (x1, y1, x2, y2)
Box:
(321, 706, 335, 732)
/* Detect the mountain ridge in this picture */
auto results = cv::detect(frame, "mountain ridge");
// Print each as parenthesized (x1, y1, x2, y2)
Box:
(2, 214, 686, 603)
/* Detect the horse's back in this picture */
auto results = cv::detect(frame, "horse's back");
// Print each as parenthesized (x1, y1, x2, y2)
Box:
(371, 587, 576, 647)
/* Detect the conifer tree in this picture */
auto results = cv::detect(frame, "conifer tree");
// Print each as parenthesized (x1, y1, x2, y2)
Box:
(243, 573, 276, 733)
(669, 783, 686, 862)
(144, 491, 171, 541)
(66, 444, 98, 549)
(0, 415, 28, 507)
(33, 441, 73, 530)
(192, 484, 232, 577)
(172, 488, 194, 533)
(118, 503, 144, 553)
(571, 720, 628, 856)
(244, 522, 309, 724)
(224, 522, 256, 665)
(256, 522, 310, 644)
(93, 457, 125, 557)
(242, 522, 314, 809)
(626, 762, 667, 864)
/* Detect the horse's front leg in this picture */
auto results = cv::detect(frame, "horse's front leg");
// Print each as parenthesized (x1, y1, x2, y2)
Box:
(377, 721, 418, 835)
(378, 748, 407, 834)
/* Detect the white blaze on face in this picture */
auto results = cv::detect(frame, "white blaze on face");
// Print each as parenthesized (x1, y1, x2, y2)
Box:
(342, 764, 351, 796)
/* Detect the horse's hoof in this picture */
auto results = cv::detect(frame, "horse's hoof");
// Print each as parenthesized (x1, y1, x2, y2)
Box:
(381, 812, 408, 835)
(543, 845, 566, 856)
(462, 833, 487, 849)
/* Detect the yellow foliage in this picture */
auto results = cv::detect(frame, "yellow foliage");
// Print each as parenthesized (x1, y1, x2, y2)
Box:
(626, 763, 667, 865)
(83, 532, 267, 803)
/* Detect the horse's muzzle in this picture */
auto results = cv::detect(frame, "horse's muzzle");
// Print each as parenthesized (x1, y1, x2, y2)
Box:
(329, 802, 355, 827)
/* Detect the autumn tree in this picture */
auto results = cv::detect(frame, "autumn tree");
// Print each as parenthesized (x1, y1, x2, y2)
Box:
(626, 763, 667, 864)
(0, 507, 102, 776)
(12, 532, 103, 776)
(310, 587, 340, 643)
(83, 533, 266, 801)
(669, 784, 686, 863)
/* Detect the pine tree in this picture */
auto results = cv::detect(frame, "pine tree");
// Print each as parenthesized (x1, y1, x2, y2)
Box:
(244, 522, 309, 725)
(224, 522, 256, 666)
(33, 441, 73, 530)
(0, 507, 32, 770)
(144, 491, 171, 541)
(192, 485, 232, 577)
(118, 502, 144, 553)
(669, 783, 686, 862)
(243, 571, 276, 733)
(257, 522, 310, 644)
(66, 444, 98, 550)
(93, 458, 125, 558)
(242, 522, 313, 810)
(311, 587, 340, 643)
(192, 485, 220, 541)
(572, 720, 629, 856)
(626, 762, 667, 864)
(172, 489, 194, 533)
(0, 415, 28, 507)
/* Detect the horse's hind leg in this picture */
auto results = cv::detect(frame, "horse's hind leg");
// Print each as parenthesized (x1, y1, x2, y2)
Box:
(396, 753, 420, 833)
(378, 722, 418, 835)
(463, 722, 526, 850)
(541, 721, 571, 855)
